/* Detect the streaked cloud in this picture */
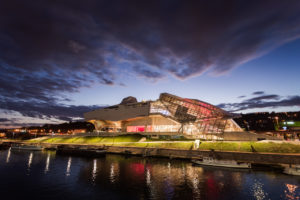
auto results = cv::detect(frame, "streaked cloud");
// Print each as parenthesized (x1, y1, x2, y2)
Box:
(219, 94, 300, 112)
(252, 91, 265, 95)
(0, 100, 101, 122)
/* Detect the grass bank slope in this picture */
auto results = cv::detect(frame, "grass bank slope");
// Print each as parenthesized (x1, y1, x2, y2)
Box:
(27, 135, 300, 153)
(28, 134, 143, 144)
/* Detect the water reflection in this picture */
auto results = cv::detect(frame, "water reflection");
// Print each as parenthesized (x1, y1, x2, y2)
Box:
(232, 172, 243, 188)
(149, 162, 205, 199)
(146, 166, 158, 199)
(146, 167, 151, 186)
(167, 162, 171, 173)
(109, 163, 119, 183)
(285, 184, 299, 200)
(252, 179, 268, 200)
(66, 157, 72, 176)
(44, 152, 50, 173)
(91, 159, 97, 182)
(27, 152, 33, 170)
(110, 163, 114, 183)
(0, 151, 299, 200)
(191, 168, 201, 199)
(6, 147, 11, 163)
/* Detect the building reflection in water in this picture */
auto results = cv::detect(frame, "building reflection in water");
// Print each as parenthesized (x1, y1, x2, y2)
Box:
(27, 152, 33, 169)
(284, 183, 299, 200)
(144, 162, 205, 199)
(70, 155, 300, 199)
(6, 147, 11, 163)
(252, 179, 268, 200)
(215, 170, 224, 178)
(231, 172, 243, 188)
(44, 152, 50, 173)
(146, 167, 151, 186)
(110, 163, 114, 183)
(0, 152, 299, 200)
(26, 152, 33, 175)
(188, 166, 202, 199)
(206, 173, 220, 199)
(92, 159, 97, 182)
(66, 157, 72, 176)
(145, 165, 157, 199)
(109, 163, 119, 183)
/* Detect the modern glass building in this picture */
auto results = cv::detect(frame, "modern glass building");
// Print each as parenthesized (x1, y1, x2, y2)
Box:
(84, 93, 242, 138)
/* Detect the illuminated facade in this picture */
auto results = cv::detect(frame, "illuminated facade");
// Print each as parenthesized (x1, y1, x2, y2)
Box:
(84, 93, 242, 138)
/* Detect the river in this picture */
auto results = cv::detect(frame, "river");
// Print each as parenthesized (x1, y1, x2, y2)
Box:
(0, 149, 299, 200)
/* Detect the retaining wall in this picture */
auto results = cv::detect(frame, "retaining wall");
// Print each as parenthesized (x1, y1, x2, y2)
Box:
(18, 142, 300, 165)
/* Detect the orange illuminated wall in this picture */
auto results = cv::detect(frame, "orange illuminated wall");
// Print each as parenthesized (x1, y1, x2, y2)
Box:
(127, 126, 145, 132)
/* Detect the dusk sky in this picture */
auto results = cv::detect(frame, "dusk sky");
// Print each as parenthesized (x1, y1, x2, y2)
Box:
(1, 0, 300, 127)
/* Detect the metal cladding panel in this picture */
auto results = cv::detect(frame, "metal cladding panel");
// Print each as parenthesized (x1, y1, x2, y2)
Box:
(159, 93, 231, 123)
(84, 102, 150, 121)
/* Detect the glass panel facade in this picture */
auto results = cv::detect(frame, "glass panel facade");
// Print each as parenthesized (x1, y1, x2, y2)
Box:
(151, 125, 181, 132)
(150, 101, 171, 116)
(154, 93, 237, 136)
(87, 93, 242, 138)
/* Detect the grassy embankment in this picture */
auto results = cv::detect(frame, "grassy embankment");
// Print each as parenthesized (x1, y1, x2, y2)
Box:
(26, 134, 300, 153)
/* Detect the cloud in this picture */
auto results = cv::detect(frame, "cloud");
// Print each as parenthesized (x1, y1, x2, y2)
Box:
(0, 118, 10, 123)
(252, 91, 265, 95)
(0, 99, 101, 122)
(247, 94, 280, 102)
(133, 65, 165, 81)
(218, 94, 300, 112)
(0, 116, 46, 128)
(1, 0, 300, 123)
(1, 1, 300, 81)
(0, 122, 45, 128)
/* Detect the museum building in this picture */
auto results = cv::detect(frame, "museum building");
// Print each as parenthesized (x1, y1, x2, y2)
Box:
(84, 93, 243, 138)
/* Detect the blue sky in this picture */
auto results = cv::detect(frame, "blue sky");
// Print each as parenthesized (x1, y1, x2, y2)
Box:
(71, 38, 300, 111)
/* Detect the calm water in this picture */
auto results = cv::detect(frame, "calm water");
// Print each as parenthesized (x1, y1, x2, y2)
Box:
(0, 149, 299, 200)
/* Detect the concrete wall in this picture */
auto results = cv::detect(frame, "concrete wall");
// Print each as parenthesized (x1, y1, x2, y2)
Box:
(222, 132, 280, 141)
(72, 131, 280, 141)
(32, 143, 300, 165)
(101, 146, 300, 165)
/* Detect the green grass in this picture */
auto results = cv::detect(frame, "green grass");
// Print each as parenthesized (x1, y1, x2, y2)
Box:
(198, 141, 300, 153)
(27, 134, 143, 144)
(26, 136, 300, 153)
(115, 142, 194, 150)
